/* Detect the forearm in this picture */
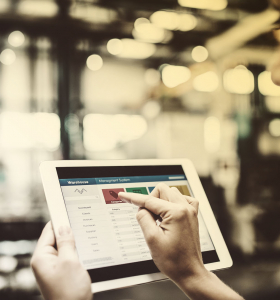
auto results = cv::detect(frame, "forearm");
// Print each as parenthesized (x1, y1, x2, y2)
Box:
(175, 270, 244, 300)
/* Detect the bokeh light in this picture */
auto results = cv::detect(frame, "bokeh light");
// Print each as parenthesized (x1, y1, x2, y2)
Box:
(162, 65, 191, 88)
(0, 112, 60, 150)
(117, 39, 156, 59)
(0, 0, 9, 13)
(134, 18, 150, 30)
(0, 49, 16, 65)
(15, 268, 36, 289)
(83, 114, 148, 152)
(150, 11, 197, 32)
(8, 31, 25, 47)
(133, 22, 166, 43)
(269, 119, 280, 137)
(191, 46, 208, 62)
(86, 54, 103, 71)
(223, 66, 254, 94)
(0, 256, 18, 273)
(258, 71, 280, 96)
(0, 240, 36, 256)
(265, 97, 280, 113)
(178, 14, 197, 31)
(193, 71, 219, 92)
(18, 0, 58, 17)
(150, 11, 180, 30)
(107, 39, 123, 55)
(141, 101, 161, 119)
(178, 0, 227, 11)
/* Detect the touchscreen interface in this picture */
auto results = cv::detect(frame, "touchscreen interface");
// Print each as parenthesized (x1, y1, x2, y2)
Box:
(56, 165, 219, 282)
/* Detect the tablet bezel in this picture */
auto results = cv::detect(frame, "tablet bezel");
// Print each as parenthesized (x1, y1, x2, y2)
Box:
(40, 159, 232, 293)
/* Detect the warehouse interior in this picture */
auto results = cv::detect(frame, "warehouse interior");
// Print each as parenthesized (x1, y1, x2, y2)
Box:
(0, 0, 280, 299)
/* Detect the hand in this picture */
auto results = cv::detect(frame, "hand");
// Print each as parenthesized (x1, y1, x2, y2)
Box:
(31, 222, 92, 300)
(119, 183, 244, 300)
(119, 183, 204, 283)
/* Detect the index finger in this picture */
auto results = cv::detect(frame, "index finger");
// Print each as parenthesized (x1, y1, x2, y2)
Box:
(119, 192, 172, 216)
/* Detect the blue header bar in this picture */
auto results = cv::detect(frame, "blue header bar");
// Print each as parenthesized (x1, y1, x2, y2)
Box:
(59, 175, 186, 186)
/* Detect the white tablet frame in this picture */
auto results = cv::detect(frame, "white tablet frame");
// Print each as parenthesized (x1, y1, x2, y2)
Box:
(40, 158, 232, 293)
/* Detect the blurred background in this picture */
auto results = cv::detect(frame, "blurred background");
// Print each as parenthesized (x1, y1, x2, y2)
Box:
(0, 0, 280, 299)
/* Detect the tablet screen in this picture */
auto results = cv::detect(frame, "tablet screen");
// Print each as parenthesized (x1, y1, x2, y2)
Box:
(56, 165, 219, 283)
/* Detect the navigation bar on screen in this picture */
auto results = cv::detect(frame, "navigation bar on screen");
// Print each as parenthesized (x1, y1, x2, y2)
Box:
(59, 174, 186, 186)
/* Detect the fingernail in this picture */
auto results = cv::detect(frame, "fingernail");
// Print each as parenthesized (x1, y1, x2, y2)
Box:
(118, 193, 129, 202)
(118, 192, 128, 201)
(59, 226, 71, 236)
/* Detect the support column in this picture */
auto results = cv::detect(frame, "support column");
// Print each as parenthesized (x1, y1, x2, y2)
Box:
(56, 0, 72, 159)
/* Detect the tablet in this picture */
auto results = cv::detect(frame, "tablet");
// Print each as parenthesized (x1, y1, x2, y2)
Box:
(40, 159, 232, 293)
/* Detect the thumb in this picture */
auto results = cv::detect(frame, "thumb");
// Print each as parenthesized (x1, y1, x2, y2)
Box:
(56, 226, 79, 261)
(136, 208, 159, 244)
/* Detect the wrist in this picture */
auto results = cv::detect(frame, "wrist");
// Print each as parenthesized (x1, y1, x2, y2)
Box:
(174, 268, 244, 300)
(183, 269, 214, 297)
(174, 266, 211, 294)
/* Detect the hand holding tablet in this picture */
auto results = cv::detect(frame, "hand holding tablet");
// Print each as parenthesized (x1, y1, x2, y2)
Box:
(118, 184, 204, 283)
(38, 159, 233, 293)
(118, 186, 244, 300)
(32, 176, 244, 300)
(31, 222, 92, 300)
